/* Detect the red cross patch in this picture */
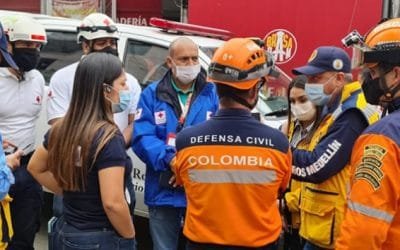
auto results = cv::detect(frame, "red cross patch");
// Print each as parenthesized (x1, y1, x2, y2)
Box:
(35, 96, 42, 104)
(154, 111, 166, 124)
(103, 18, 110, 26)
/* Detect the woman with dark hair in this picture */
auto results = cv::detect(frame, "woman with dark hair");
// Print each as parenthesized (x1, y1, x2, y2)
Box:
(281, 75, 321, 250)
(28, 53, 136, 249)
(283, 75, 322, 144)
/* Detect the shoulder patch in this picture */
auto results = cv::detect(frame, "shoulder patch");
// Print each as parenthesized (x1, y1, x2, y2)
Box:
(154, 110, 166, 124)
(354, 144, 387, 190)
(134, 108, 142, 121)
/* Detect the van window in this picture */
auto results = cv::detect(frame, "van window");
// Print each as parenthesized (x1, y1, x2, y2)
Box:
(199, 46, 219, 58)
(124, 39, 169, 88)
(38, 30, 81, 84)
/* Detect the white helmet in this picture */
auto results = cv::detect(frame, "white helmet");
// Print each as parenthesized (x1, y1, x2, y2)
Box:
(0, 15, 47, 44)
(77, 13, 119, 43)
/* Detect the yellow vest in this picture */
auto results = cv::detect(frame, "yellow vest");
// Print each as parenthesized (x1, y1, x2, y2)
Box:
(0, 195, 13, 250)
(285, 120, 310, 229)
(298, 81, 379, 249)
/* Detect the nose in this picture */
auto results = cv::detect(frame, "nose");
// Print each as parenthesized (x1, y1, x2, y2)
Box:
(106, 39, 117, 48)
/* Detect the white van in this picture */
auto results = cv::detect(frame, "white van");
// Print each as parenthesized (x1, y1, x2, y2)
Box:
(0, 10, 291, 218)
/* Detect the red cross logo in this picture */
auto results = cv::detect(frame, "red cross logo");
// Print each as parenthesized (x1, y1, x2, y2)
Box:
(103, 18, 110, 26)
(158, 112, 164, 118)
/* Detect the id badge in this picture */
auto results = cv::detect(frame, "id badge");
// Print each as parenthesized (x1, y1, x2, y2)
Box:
(166, 133, 176, 147)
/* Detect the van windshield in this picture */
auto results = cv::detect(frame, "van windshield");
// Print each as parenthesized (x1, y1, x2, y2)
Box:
(199, 46, 218, 59)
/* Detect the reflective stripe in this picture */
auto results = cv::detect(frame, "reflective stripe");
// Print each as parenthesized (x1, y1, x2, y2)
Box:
(188, 169, 276, 184)
(348, 200, 394, 223)
(332, 105, 342, 120)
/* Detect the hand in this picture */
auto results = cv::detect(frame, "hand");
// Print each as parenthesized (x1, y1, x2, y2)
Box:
(2, 140, 16, 151)
(168, 174, 181, 188)
(6, 149, 24, 171)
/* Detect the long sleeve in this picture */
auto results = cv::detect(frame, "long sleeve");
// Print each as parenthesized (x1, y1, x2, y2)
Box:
(292, 109, 368, 183)
(336, 133, 400, 250)
(131, 86, 175, 172)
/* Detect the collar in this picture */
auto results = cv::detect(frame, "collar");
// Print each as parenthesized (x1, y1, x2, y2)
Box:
(294, 119, 314, 133)
(324, 81, 361, 115)
(215, 108, 252, 118)
(0, 67, 21, 81)
(171, 78, 195, 94)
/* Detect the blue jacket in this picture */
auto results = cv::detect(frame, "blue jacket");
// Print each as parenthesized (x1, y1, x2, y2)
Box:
(132, 70, 219, 207)
(0, 134, 14, 201)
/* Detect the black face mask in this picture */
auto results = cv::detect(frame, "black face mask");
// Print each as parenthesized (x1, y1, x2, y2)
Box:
(92, 46, 119, 57)
(362, 74, 384, 105)
(12, 48, 40, 72)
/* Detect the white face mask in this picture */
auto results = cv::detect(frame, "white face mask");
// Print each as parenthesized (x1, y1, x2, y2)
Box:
(174, 64, 201, 85)
(291, 101, 317, 121)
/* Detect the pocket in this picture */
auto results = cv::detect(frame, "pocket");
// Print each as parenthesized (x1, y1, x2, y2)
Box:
(300, 196, 336, 247)
(115, 237, 136, 250)
(62, 237, 100, 250)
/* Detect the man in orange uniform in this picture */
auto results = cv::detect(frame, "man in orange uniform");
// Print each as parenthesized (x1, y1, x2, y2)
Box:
(172, 38, 292, 249)
(336, 18, 400, 250)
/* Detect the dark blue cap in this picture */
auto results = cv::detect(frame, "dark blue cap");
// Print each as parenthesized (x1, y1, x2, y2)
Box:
(292, 46, 351, 75)
(0, 22, 18, 70)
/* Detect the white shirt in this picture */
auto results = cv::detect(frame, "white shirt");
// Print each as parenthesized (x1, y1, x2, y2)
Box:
(290, 120, 314, 147)
(47, 61, 141, 131)
(0, 68, 45, 153)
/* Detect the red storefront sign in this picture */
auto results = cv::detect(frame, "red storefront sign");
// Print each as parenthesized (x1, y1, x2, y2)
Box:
(116, 0, 161, 26)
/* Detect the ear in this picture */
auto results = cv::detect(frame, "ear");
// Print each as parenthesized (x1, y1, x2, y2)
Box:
(82, 41, 91, 55)
(335, 72, 346, 87)
(166, 56, 173, 69)
(7, 42, 13, 54)
(104, 84, 112, 93)
(393, 66, 400, 81)
(249, 84, 258, 100)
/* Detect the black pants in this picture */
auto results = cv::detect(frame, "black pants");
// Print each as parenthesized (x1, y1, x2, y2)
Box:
(7, 153, 43, 250)
(186, 239, 278, 250)
(283, 229, 304, 250)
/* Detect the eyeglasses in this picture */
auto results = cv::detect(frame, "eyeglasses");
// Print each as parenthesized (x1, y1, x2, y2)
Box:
(77, 25, 118, 33)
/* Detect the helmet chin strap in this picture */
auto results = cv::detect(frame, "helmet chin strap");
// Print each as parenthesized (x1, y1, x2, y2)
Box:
(379, 77, 400, 115)
(220, 91, 258, 110)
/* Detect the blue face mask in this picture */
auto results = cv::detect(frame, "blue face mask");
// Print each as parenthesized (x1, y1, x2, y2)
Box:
(111, 90, 131, 113)
(305, 83, 331, 106)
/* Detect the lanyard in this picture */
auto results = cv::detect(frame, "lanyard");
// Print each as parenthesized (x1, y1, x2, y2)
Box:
(178, 92, 193, 126)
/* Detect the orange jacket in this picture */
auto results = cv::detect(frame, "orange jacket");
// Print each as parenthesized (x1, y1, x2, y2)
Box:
(336, 110, 400, 250)
(173, 109, 292, 247)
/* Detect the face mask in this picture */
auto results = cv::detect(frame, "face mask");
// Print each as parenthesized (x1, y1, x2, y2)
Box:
(174, 63, 201, 85)
(291, 101, 317, 121)
(92, 46, 119, 57)
(305, 83, 331, 106)
(361, 74, 384, 105)
(12, 48, 40, 72)
(111, 90, 131, 113)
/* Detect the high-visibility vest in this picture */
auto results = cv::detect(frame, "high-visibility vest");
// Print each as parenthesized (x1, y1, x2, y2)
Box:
(285, 120, 310, 230)
(298, 81, 379, 249)
(0, 195, 13, 250)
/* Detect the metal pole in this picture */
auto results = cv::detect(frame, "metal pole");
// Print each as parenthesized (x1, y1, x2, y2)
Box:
(111, 0, 117, 20)
(391, 0, 400, 18)
(382, 0, 390, 19)
(180, 0, 188, 23)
